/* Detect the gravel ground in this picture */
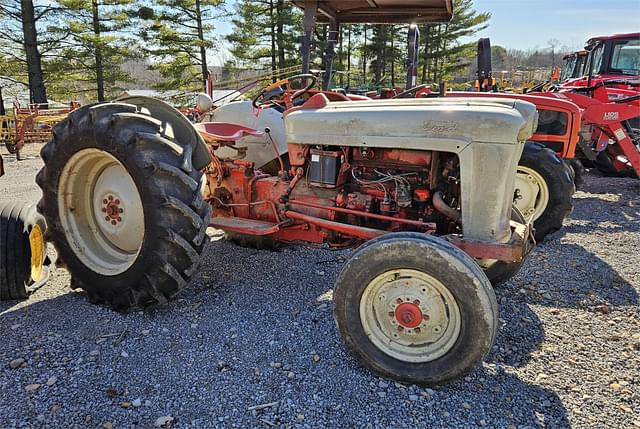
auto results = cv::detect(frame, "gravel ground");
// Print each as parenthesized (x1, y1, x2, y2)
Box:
(1, 153, 639, 429)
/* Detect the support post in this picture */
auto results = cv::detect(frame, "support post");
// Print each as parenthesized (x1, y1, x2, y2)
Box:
(405, 24, 420, 90)
(301, 1, 317, 74)
(323, 19, 339, 90)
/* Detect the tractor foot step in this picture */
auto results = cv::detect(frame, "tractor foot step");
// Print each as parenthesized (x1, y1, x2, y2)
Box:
(210, 216, 279, 236)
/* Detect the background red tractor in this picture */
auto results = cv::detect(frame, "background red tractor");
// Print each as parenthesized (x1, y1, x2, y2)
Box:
(560, 51, 588, 83)
(534, 32, 640, 177)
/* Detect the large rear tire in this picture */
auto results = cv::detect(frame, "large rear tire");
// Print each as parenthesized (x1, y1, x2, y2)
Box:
(514, 142, 574, 242)
(36, 103, 210, 310)
(0, 203, 48, 300)
(333, 232, 497, 385)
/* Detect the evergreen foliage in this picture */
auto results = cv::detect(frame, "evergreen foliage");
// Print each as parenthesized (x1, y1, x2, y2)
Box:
(140, 0, 224, 92)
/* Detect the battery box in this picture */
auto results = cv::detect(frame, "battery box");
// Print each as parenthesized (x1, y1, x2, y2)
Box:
(309, 149, 342, 187)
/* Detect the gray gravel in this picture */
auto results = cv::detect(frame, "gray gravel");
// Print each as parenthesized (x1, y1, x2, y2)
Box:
(1, 154, 639, 429)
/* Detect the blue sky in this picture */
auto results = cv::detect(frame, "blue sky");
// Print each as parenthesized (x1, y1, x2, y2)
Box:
(470, 0, 640, 50)
(211, 0, 640, 64)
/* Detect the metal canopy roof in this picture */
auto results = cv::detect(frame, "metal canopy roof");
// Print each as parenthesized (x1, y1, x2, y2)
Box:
(292, 0, 453, 24)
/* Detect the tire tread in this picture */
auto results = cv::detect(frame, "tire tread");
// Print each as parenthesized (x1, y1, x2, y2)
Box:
(36, 103, 208, 309)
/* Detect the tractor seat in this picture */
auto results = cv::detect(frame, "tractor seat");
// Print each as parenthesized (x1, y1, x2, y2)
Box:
(194, 122, 264, 143)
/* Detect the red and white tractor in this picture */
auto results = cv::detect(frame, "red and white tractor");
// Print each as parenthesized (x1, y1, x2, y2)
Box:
(36, 90, 538, 386)
(34, 1, 540, 385)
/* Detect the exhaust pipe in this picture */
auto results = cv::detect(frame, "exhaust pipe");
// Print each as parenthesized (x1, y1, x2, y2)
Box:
(432, 191, 461, 223)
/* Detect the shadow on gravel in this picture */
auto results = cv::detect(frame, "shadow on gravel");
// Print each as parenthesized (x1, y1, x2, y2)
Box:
(488, 300, 545, 369)
(0, 291, 570, 429)
(509, 242, 638, 310)
(443, 367, 571, 428)
(563, 199, 640, 233)
(507, 174, 639, 312)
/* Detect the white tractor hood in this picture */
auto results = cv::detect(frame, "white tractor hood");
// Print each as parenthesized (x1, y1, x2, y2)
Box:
(285, 97, 538, 149)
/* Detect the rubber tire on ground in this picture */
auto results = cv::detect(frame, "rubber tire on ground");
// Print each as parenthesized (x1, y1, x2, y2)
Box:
(36, 103, 211, 310)
(333, 232, 498, 385)
(483, 207, 528, 287)
(518, 141, 574, 242)
(567, 158, 585, 189)
(594, 150, 636, 177)
(0, 202, 47, 300)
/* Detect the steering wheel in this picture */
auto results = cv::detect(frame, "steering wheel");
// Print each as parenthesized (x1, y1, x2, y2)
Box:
(393, 84, 431, 99)
(252, 74, 317, 109)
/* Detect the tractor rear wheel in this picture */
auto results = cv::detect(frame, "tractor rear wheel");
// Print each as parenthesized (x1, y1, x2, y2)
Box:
(333, 232, 497, 385)
(36, 103, 210, 310)
(0, 202, 48, 300)
(514, 142, 574, 242)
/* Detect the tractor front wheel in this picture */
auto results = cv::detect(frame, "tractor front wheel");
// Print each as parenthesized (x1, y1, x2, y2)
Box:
(36, 103, 210, 309)
(333, 232, 497, 385)
(514, 142, 574, 242)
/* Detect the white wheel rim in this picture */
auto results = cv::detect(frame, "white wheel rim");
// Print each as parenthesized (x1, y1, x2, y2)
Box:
(359, 269, 461, 363)
(514, 166, 550, 222)
(58, 149, 144, 276)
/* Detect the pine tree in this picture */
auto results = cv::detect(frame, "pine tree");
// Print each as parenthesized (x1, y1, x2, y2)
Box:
(0, 0, 65, 104)
(56, 0, 138, 102)
(226, 0, 300, 74)
(420, 0, 490, 84)
(141, 0, 224, 91)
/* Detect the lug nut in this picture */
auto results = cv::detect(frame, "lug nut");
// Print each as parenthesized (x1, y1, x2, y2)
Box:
(108, 195, 113, 201)
(388, 311, 394, 317)
(397, 326, 404, 332)
(119, 208, 124, 213)
(105, 216, 110, 221)
(117, 217, 122, 222)
(414, 327, 421, 334)
(103, 199, 108, 204)
(413, 299, 420, 305)
(396, 298, 403, 304)
(111, 220, 117, 226)
(423, 314, 430, 321)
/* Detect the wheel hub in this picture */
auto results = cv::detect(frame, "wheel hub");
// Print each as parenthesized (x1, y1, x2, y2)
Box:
(91, 163, 144, 253)
(101, 195, 124, 225)
(360, 269, 461, 363)
(394, 302, 423, 328)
